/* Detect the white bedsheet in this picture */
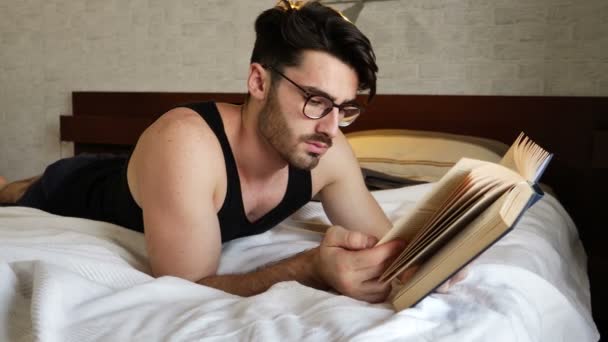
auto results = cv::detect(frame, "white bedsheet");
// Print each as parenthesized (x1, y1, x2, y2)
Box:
(0, 183, 599, 341)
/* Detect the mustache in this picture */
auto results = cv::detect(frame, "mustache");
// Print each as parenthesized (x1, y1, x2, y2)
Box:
(301, 133, 333, 147)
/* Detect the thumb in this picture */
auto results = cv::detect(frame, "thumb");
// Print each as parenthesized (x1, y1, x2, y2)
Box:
(324, 225, 377, 250)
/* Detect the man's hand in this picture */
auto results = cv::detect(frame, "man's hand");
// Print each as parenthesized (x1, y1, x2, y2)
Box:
(314, 225, 406, 303)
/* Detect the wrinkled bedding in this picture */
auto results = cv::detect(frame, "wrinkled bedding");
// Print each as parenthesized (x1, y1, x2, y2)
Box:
(0, 183, 599, 341)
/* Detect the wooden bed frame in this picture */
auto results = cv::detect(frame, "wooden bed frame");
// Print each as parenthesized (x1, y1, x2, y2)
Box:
(60, 91, 607, 329)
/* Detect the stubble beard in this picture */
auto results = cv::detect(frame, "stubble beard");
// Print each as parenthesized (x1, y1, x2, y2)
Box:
(258, 91, 329, 171)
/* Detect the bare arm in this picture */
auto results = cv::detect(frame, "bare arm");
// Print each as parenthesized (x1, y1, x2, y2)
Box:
(199, 248, 326, 296)
(315, 133, 393, 239)
(200, 226, 405, 303)
(131, 109, 224, 281)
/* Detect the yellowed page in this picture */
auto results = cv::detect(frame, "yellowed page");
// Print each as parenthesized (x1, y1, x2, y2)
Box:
(377, 158, 488, 245)
(499, 132, 523, 172)
(397, 179, 507, 262)
(390, 183, 536, 311)
(381, 177, 500, 277)
(499, 132, 552, 183)
(413, 174, 496, 238)
(381, 161, 522, 279)
(380, 181, 514, 282)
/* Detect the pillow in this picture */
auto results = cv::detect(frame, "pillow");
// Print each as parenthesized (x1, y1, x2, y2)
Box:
(346, 129, 509, 183)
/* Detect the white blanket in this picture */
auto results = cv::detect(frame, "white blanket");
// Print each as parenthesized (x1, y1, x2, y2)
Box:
(0, 183, 599, 341)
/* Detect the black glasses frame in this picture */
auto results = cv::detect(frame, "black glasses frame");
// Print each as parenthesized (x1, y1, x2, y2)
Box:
(263, 65, 363, 127)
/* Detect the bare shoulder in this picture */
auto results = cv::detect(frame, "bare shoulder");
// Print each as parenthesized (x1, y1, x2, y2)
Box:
(128, 106, 225, 207)
(129, 106, 226, 280)
(141, 107, 217, 146)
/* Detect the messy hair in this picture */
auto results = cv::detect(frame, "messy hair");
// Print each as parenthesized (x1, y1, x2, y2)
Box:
(250, 0, 378, 102)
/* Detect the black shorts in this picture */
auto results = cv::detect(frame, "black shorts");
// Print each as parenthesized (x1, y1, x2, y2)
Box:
(15, 153, 142, 230)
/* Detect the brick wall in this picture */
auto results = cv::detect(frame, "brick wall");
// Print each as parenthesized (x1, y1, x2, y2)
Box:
(360, 0, 608, 94)
(0, 0, 607, 179)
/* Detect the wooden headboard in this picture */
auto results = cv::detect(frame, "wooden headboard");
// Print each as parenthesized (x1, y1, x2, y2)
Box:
(60, 91, 607, 324)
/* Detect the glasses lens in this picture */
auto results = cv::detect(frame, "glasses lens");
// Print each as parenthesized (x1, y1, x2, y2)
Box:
(341, 106, 361, 117)
(338, 110, 361, 127)
(304, 96, 362, 127)
(338, 106, 361, 127)
(304, 96, 333, 118)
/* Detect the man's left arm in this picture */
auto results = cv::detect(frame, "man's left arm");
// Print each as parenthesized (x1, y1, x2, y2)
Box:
(316, 134, 469, 291)
(315, 133, 392, 240)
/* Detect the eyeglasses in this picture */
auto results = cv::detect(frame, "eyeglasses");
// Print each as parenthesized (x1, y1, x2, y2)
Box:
(263, 65, 363, 127)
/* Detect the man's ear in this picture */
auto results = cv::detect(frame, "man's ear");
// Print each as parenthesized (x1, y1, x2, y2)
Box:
(247, 63, 270, 100)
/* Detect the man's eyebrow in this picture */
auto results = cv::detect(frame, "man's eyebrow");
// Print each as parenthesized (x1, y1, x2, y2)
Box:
(302, 85, 358, 105)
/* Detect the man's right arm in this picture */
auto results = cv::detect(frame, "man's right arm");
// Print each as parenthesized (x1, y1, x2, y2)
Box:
(130, 108, 224, 281)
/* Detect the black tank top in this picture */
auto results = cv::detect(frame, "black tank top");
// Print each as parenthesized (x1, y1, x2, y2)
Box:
(21, 102, 311, 243)
(181, 102, 312, 242)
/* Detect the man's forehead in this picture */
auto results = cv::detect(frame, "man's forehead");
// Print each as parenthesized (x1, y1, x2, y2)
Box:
(289, 51, 359, 102)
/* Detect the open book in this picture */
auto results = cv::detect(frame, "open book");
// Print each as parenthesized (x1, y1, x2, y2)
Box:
(377, 132, 553, 311)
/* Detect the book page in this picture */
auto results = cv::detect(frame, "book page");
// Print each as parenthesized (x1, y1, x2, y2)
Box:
(499, 182, 540, 223)
(399, 179, 508, 261)
(499, 135, 519, 172)
(380, 160, 522, 279)
(469, 162, 522, 185)
(377, 158, 489, 245)
(411, 174, 499, 238)
(384, 176, 499, 275)
(377, 134, 550, 286)
(500, 132, 553, 183)
(391, 183, 537, 311)
(380, 181, 513, 282)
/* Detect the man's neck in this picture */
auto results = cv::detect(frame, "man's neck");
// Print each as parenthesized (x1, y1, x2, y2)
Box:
(230, 102, 288, 182)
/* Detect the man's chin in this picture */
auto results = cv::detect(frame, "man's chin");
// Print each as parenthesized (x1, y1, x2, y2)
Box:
(289, 152, 321, 171)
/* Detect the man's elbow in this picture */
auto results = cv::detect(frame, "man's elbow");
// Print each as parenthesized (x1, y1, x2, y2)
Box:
(149, 261, 218, 283)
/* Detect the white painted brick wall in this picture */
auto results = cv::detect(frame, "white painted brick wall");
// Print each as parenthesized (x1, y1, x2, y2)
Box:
(494, 7, 547, 25)
(420, 63, 468, 79)
(0, 0, 607, 179)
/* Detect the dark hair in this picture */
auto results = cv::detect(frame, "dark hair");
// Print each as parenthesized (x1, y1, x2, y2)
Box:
(250, 0, 378, 102)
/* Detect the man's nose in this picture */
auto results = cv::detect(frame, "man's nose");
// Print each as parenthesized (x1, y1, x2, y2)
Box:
(315, 107, 340, 139)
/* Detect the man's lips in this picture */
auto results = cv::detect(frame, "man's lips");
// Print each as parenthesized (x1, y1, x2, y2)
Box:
(306, 141, 329, 154)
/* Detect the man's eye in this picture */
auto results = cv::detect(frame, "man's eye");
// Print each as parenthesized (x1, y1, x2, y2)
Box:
(343, 107, 359, 115)
(309, 98, 325, 106)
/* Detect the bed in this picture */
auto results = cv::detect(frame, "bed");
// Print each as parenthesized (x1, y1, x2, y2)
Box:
(1, 92, 604, 341)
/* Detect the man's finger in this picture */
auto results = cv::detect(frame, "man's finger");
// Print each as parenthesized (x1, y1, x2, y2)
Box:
(324, 226, 377, 250)
(436, 280, 451, 294)
(452, 266, 470, 283)
(348, 239, 406, 270)
(350, 279, 392, 303)
(353, 260, 389, 281)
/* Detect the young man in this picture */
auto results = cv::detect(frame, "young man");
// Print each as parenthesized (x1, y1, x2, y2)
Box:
(0, 1, 460, 303)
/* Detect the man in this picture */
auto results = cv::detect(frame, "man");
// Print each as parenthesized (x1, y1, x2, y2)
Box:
(0, 1, 460, 303)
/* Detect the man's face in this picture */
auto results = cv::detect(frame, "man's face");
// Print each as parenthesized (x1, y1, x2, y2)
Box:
(258, 51, 359, 170)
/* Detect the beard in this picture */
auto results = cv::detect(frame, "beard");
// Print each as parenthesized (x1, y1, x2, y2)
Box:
(258, 90, 332, 170)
